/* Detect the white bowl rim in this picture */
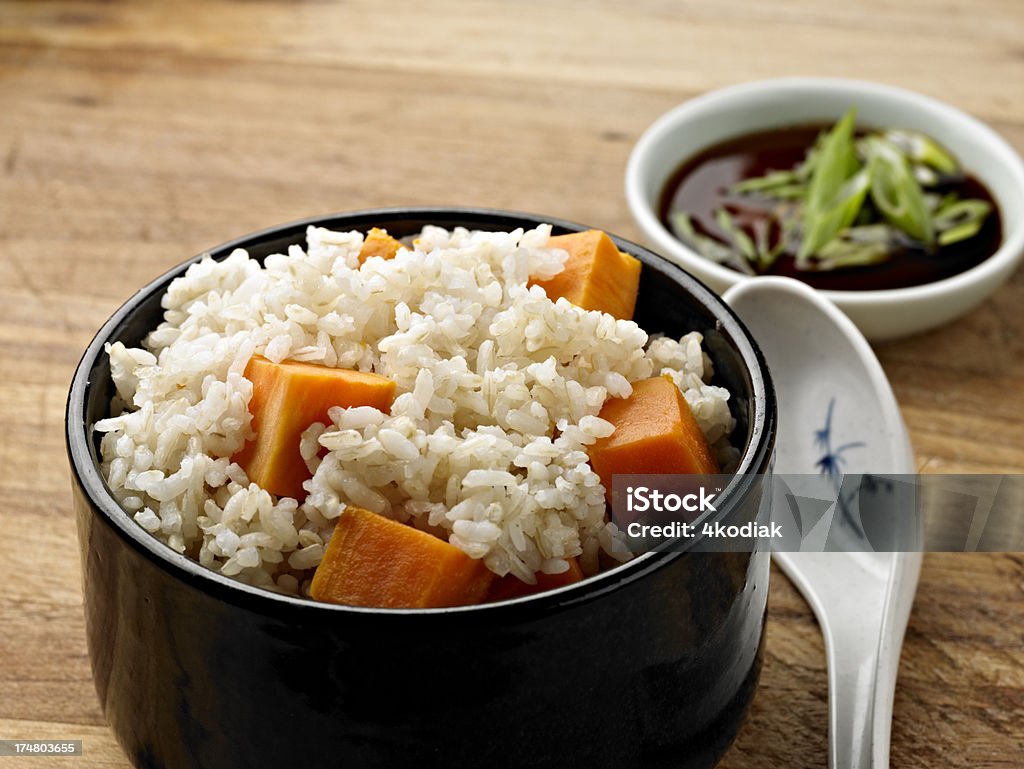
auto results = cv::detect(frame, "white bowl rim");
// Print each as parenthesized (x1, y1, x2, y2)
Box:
(625, 76, 1024, 307)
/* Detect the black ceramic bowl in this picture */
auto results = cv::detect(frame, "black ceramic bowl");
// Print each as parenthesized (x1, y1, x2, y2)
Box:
(67, 208, 776, 769)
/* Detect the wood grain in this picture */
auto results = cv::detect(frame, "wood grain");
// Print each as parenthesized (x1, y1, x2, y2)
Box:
(1, 0, 1022, 766)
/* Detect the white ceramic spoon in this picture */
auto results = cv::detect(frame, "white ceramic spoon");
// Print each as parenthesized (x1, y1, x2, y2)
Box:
(723, 277, 922, 769)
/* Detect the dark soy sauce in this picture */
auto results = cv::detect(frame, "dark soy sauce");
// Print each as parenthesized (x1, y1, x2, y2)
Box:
(659, 125, 1003, 291)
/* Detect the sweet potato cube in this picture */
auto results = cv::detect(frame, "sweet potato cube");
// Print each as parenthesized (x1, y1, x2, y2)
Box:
(310, 507, 495, 608)
(234, 356, 395, 499)
(530, 230, 642, 319)
(357, 227, 404, 264)
(588, 376, 719, 500)
(486, 557, 584, 602)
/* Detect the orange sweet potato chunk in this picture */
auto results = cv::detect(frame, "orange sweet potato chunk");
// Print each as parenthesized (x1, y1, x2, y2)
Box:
(310, 507, 495, 608)
(357, 227, 404, 264)
(588, 376, 719, 500)
(234, 356, 395, 500)
(486, 557, 584, 602)
(530, 230, 642, 319)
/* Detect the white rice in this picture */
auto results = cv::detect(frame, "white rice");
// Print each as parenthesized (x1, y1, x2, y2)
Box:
(95, 224, 737, 595)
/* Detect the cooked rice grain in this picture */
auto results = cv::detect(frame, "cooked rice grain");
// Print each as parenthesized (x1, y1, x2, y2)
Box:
(96, 225, 736, 594)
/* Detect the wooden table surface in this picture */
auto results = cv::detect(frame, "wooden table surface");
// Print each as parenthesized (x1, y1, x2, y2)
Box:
(1, 1, 1022, 766)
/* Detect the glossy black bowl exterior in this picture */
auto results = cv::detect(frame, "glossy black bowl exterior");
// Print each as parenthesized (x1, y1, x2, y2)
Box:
(67, 208, 776, 769)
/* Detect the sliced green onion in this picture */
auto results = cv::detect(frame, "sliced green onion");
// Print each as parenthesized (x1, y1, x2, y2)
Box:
(798, 168, 871, 265)
(714, 208, 758, 263)
(812, 223, 898, 270)
(938, 220, 986, 246)
(804, 108, 860, 215)
(815, 239, 892, 271)
(883, 129, 959, 175)
(670, 211, 753, 273)
(933, 198, 992, 229)
(731, 169, 802, 195)
(924, 191, 959, 213)
(865, 136, 934, 246)
(934, 199, 992, 246)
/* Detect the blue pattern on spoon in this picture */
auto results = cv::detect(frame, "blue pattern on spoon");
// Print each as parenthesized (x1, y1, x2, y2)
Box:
(815, 397, 867, 536)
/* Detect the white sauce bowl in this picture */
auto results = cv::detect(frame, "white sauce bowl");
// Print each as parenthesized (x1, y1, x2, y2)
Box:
(625, 77, 1024, 341)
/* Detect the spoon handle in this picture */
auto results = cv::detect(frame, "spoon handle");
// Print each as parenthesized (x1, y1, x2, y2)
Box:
(821, 598, 885, 769)
(774, 550, 909, 769)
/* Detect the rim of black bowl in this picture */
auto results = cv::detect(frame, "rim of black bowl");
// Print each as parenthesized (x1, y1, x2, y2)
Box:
(66, 206, 776, 618)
